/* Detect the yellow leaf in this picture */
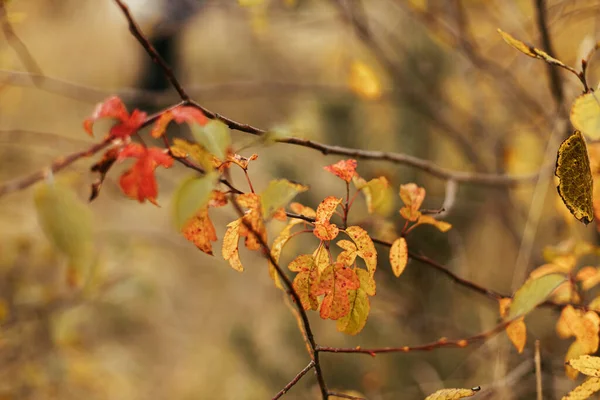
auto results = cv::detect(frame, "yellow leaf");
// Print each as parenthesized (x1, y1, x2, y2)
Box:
(399, 183, 425, 221)
(313, 244, 331, 273)
(558, 306, 600, 354)
(260, 179, 308, 220)
(348, 60, 382, 100)
(354, 176, 394, 215)
(336, 269, 373, 335)
(414, 214, 452, 232)
(345, 226, 377, 276)
(555, 131, 594, 225)
(497, 29, 568, 68)
(589, 296, 600, 312)
(182, 207, 217, 255)
(289, 254, 319, 310)
(424, 386, 481, 400)
(562, 377, 600, 400)
(336, 240, 357, 266)
(289, 202, 316, 218)
(571, 92, 600, 141)
(576, 267, 600, 291)
(270, 222, 302, 289)
(568, 355, 600, 377)
(222, 218, 244, 272)
(389, 237, 408, 277)
(566, 341, 587, 380)
(171, 138, 218, 171)
(316, 196, 342, 223)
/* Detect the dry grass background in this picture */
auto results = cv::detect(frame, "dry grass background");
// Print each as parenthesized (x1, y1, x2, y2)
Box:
(1, 0, 600, 399)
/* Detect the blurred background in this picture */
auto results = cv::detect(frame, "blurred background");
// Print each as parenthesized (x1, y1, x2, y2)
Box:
(1, 0, 600, 398)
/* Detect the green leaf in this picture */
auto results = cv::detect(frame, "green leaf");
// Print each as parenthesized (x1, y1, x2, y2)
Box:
(260, 179, 308, 219)
(191, 120, 231, 160)
(507, 273, 566, 319)
(34, 180, 94, 270)
(571, 92, 600, 141)
(555, 130, 594, 225)
(173, 172, 219, 230)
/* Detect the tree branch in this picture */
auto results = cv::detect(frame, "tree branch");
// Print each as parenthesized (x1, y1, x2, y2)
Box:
(272, 361, 315, 400)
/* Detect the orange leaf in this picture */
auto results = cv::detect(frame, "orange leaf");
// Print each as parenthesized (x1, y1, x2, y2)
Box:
(314, 262, 360, 320)
(390, 237, 408, 277)
(151, 106, 209, 138)
(223, 218, 244, 272)
(289, 254, 320, 310)
(399, 183, 425, 221)
(336, 240, 357, 266)
(324, 159, 358, 182)
(117, 144, 174, 205)
(182, 207, 217, 255)
(499, 298, 526, 353)
(577, 267, 600, 291)
(314, 221, 340, 241)
(557, 305, 600, 354)
(316, 196, 342, 223)
(290, 202, 316, 219)
(84, 96, 147, 139)
(235, 193, 267, 251)
(345, 225, 377, 276)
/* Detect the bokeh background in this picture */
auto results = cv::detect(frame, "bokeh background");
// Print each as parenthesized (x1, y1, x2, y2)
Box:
(1, 0, 600, 398)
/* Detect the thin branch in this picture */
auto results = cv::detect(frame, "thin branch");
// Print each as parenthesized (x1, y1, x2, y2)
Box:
(535, 340, 542, 400)
(272, 361, 315, 400)
(0, 1, 44, 85)
(316, 319, 512, 355)
(229, 197, 329, 399)
(112, 0, 189, 101)
(279, 138, 539, 187)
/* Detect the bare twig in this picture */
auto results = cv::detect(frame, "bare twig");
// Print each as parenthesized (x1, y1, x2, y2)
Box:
(112, 0, 189, 101)
(316, 319, 513, 355)
(280, 138, 539, 186)
(272, 361, 315, 400)
(535, 340, 542, 400)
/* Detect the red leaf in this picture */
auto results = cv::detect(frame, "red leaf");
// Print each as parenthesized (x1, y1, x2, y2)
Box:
(314, 262, 360, 320)
(84, 96, 147, 139)
(117, 143, 174, 204)
(324, 159, 358, 182)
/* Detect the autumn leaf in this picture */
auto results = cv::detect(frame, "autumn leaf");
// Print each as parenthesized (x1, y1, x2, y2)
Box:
(424, 386, 481, 400)
(84, 96, 147, 139)
(576, 267, 600, 291)
(399, 183, 426, 221)
(568, 356, 600, 377)
(414, 214, 452, 232)
(181, 190, 227, 255)
(389, 237, 408, 278)
(336, 240, 357, 266)
(571, 92, 600, 141)
(172, 173, 219, 230)
(562, 377, 600, 399)
(269, 220, 302, 289)
(170, 138, 219, 171)
(557, 306, 599, 354)
(354, 175, 394, 215)
(507, 273, 566, 319)
(555, 131, 594, 225)
(336, 269, 375, 335)
(223, 218, 244, 272)
(499, 298, 526, 353)
(117, 143, 174, 205)
(237, 193, 267, 251)
(345, 225, 377, 276)
(290, 202, 316, 219)
(497, 29, 570, 68)
(566, 341, 588, 380)
(313, 244, 331, 273)
(314, 262, 360, 320)
(324, 159, 358, 182)
(314, 197, 342, 241)
(289, 254, 319, 310)
(150, 106, 208, 138)
(260, 179, 308, 220)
